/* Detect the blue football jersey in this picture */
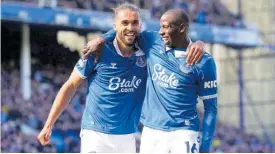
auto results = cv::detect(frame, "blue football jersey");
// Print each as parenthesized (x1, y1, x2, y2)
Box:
(101, 30, 217, 151)
(74, 39, 147, 134)
(136, 32, 217, 132)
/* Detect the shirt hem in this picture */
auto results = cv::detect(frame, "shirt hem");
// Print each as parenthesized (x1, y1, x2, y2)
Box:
(81, 125, 136, 135)
(141, 121, 200, 132)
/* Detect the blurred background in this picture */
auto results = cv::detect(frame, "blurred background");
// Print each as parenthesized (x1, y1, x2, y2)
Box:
(1, 0, 275, 153)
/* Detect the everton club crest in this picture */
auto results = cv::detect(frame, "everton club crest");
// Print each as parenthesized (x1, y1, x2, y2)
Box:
(136, 56, 146, 67)
(179, 63, 193, 74)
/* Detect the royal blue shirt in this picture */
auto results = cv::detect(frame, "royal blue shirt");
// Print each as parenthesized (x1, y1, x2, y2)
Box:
(75, 38, 147, 134)
(102, 30, 217, 152)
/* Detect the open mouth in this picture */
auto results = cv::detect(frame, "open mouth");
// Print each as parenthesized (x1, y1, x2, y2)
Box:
(162, 37, 169, 42)
(125, 32, 136, 40)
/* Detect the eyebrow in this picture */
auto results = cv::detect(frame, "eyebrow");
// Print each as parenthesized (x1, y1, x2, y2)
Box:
(121, 19, 139, 22)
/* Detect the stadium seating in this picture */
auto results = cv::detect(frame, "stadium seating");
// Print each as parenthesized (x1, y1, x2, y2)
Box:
(2, 0, 242, 27)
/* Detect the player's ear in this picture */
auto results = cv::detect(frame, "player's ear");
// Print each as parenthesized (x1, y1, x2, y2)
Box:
(179, 24, 186, 33)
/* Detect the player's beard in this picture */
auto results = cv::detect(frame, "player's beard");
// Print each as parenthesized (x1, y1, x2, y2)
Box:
(119, 32, 137, 47)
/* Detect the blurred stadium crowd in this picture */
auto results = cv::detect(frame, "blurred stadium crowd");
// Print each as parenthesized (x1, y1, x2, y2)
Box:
(1, 63, 274, 152)
(3, 0, 244, 27)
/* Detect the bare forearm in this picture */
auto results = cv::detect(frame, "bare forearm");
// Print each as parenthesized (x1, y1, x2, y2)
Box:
(44, 82, 77, 127)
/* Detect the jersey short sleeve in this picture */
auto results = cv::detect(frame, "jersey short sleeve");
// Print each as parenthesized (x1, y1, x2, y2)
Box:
(74, 54, 97, 79)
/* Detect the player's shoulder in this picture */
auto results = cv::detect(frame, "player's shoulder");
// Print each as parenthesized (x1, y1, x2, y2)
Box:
(140, 30, 161, 40)
(140, 30, 158, 35)
(103, 41, 113, 48)
(195, 52, 215, 69)
(101, 41, 116, 53)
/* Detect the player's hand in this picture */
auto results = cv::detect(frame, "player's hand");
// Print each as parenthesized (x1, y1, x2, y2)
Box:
(186, 40, 205, 65)
(37, 125, 52, 146)
(82, 37, 105, 62)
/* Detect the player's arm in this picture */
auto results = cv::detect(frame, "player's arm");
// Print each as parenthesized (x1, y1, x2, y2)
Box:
(82, 29, 116, 60)
(139, 31, 205, 64)
(82, 29, 205, 65)
(37, 55, 96, 146)
(200, 97, 217, 153)
(196, 56, 218, 153)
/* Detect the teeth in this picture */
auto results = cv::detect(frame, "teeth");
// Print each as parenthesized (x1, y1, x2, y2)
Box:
(126, 33, 134, 36)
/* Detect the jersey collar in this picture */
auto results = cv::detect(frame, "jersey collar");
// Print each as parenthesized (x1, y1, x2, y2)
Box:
(113, 38, 144, 57)
(165, 38, 193, 52)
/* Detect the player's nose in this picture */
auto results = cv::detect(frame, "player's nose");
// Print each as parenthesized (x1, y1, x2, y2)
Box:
(127, 23, 135, 31)
(159, 28, 164, 36)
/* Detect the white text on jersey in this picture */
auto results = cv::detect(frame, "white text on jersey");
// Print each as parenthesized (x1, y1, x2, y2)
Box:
(152, 64, 179, 88)
(204, 80, 217, 88)
(108, 76, 142, 92)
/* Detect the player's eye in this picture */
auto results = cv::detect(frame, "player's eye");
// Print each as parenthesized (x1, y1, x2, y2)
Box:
(133, 20, 139, 25)
(161, 25, 169, 29)
(121, 21, 129, 26)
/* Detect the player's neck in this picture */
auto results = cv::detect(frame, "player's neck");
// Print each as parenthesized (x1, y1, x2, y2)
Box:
(174, 36, 189, 49)
(116, 37, 135, 57)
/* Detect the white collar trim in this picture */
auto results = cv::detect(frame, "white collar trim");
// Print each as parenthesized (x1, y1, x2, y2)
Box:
(165, 38, 193, 51)
(113, 38, 144, 57)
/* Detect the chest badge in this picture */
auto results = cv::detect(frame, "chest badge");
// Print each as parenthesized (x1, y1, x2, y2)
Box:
(180, 63, 193, 74)
(136, 56, 146, 67)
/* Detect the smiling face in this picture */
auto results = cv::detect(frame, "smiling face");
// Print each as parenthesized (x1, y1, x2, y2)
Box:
(159, 14, 181, 47)
(114, 9, 141, 47)
(159, 9, 189, 48)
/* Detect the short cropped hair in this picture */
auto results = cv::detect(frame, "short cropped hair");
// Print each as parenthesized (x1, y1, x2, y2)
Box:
(113, 3, 140, 18)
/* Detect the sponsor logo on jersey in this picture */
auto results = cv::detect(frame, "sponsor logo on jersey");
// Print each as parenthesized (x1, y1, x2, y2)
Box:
(204, 80, 217, 88)
(152, 64, 179, 88)
(108, 76, 142, 92)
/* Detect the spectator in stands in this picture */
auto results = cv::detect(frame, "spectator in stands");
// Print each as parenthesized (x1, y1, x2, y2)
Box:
(2, 0, 241, 27)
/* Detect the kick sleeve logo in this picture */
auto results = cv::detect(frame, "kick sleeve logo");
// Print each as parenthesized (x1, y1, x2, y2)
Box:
(204, 80, 217, 88)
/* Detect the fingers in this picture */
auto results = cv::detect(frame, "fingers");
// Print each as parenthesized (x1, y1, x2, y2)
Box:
(195, 52, 203, 63)
(186, 42, 205, 65)
(191, 51, 202, 64)
(41, 138, 51, 146)
(82, 47, 89, 60)
(94, 54, 100, 63)
(186, 46, 191, 64)
(186, 46, 195, 65)
(38, 135, 50, 146)
(83, 37, 105, 60)
(83, 51, 90, 60)
(45, 130, 52, 139)
(37, 128, 52, 146)
(94, 48, 103, 63)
